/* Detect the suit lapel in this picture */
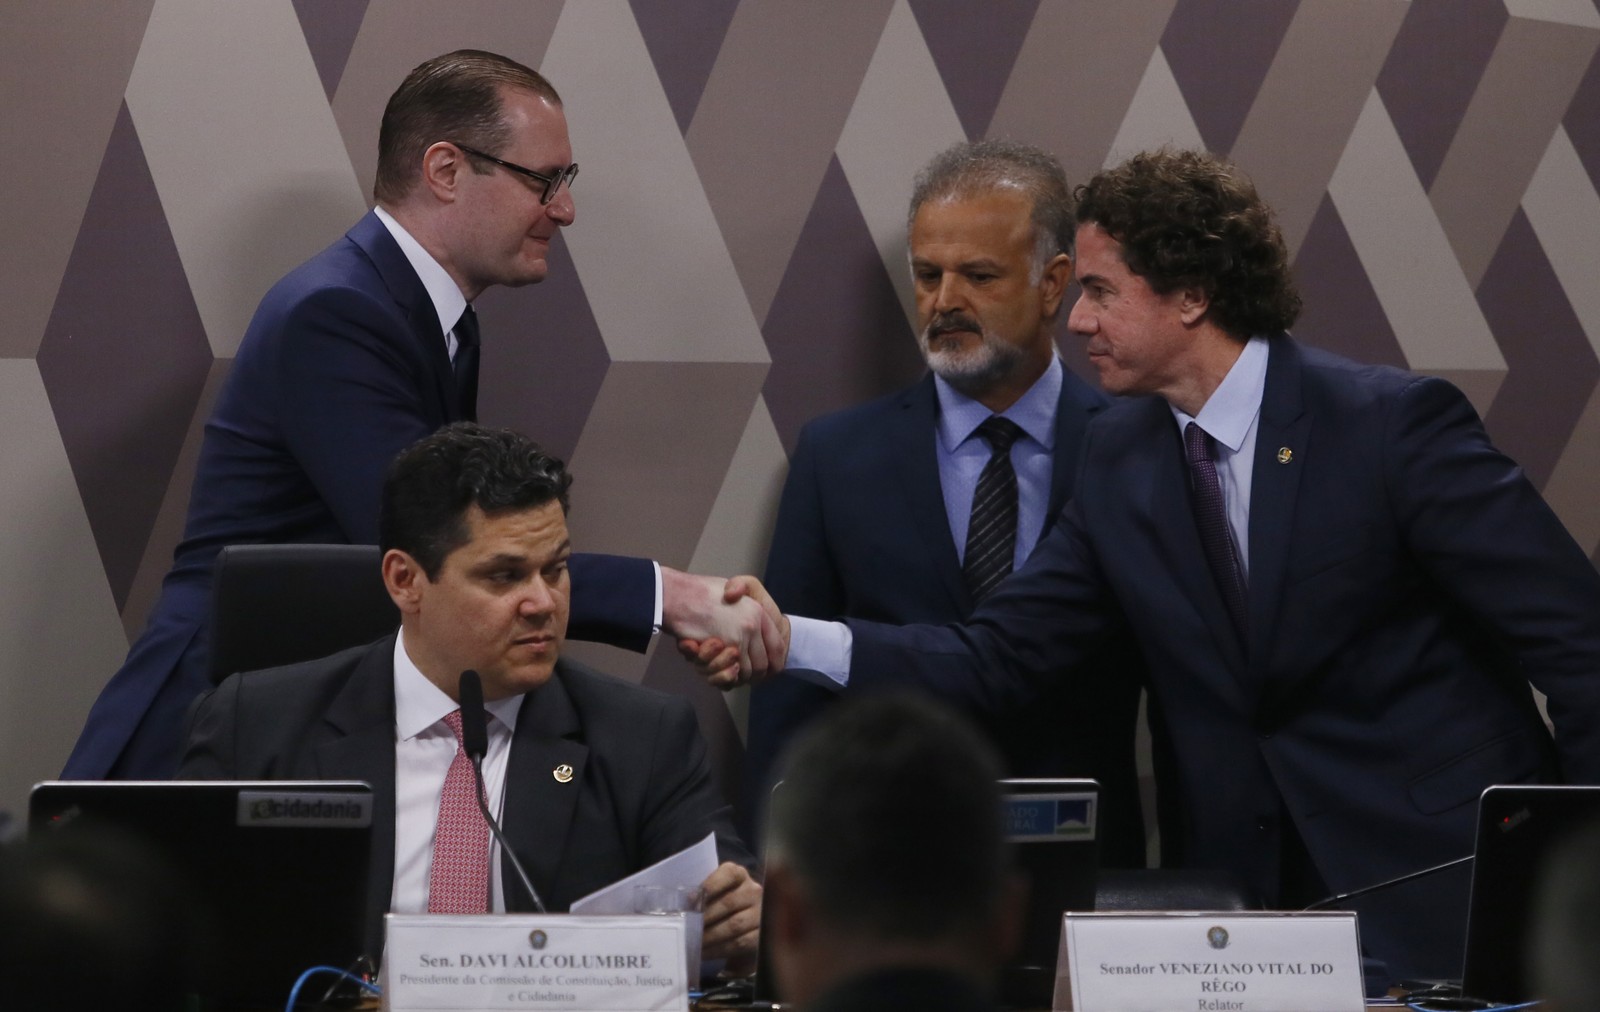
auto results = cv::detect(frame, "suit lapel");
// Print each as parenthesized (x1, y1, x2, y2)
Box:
(501, 665, 590, 911)
(1044, 373, 1101, 527)
(347, 212, 461, 420)
(1245, 337, 1311, 689)
(311, 636, 399, 951)
(1134, 401, 1250, 679)
(890, 376, 970, 614)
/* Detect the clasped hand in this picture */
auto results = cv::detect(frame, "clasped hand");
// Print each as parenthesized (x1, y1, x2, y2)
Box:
(660, 571, 788, 687)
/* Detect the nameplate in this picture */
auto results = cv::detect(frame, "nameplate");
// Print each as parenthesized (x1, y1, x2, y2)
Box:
(382, 914, 686, 1011)
(1055, 911, 1364, 1011)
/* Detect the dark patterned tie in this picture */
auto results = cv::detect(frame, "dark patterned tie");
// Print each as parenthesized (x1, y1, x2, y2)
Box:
(1184, 422, 1248, 641)
(453, 307, 481, 422)
(963, 416, 1025, 602)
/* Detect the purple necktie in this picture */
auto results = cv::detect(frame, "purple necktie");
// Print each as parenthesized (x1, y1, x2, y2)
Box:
(1184, 422, 1247, 641)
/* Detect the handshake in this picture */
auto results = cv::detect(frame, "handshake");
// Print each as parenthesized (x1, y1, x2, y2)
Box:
(661, 570, 788, 688)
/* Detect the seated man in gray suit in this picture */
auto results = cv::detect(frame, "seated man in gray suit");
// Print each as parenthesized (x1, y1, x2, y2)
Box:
(181, 422, 760, 963)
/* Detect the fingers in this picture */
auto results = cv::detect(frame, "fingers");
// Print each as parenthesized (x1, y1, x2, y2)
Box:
(663, 570, 789, 690)
(699, 862, 762, 962)
(738, 599, 769, 679)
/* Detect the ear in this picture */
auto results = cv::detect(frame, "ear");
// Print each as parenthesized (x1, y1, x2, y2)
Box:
(381, 549, 428, 615)
(420, 141, 467, 203)
(1039, 252, 1073, 318)
(1177, 284, 1210, 326)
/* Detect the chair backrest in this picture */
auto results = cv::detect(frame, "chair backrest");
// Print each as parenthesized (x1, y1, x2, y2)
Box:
(208, 544, 399, 685)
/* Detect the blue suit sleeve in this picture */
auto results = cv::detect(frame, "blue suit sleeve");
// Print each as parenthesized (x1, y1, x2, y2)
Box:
(271, 287, 655, 653)
(1384, 376, 1600, 781)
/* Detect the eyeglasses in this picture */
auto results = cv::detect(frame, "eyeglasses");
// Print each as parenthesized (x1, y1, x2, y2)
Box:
(451, 142, 578, 205)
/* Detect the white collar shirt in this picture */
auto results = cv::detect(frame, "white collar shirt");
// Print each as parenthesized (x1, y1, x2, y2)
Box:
(391, 629, 522, 914)
(373, 206, 470, 361)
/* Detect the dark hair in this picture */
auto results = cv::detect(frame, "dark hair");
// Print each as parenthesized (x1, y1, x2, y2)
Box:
(1074, 148, 1301, 335)
(379, 422, 572, 578)
(0, 828, 209, 1011)
(767, 694, 1009, 941)
(374, 49, 561, 205)
(909, 139, 1076, 268)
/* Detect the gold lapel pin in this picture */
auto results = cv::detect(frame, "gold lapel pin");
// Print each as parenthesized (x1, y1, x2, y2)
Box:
(553, 764, 574, 783)
(1277, 447, 1293, 464)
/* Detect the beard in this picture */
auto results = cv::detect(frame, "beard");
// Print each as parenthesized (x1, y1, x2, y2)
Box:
(918, 312, 1027, 397)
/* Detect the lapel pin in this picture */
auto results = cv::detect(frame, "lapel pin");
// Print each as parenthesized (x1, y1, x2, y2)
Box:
(553, 764, 574, 783)
(1277, 447, 1293, 464)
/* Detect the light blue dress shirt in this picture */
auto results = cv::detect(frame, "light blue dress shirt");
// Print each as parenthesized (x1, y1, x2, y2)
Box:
(789, 336, 1272, 688)
(789, 355, 1068, 687)
(935, 354, 1063, 569)
(1168, 335, 1269, 579)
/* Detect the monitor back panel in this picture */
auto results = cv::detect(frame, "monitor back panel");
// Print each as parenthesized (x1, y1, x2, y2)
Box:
(30, 780, 374, 1007)
(1461, 784, 1600, 1003)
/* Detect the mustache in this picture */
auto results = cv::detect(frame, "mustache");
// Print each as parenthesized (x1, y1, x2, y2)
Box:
(926, 312, 982, 338)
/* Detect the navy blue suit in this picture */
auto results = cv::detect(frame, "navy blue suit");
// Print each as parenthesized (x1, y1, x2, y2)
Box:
(179, 637, 751, 956)
(65, 212, 654, 779)
(747, 370, 1148, 866)
(841, 338, 1600, 979)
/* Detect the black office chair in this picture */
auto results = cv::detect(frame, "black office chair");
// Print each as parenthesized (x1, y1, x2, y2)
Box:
(207, 544, 399, 685)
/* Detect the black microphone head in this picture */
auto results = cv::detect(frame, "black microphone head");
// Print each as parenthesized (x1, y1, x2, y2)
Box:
(457, 670, 489, 759)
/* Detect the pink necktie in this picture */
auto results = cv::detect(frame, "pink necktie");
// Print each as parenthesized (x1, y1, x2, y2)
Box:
(427, 709, 491, 913)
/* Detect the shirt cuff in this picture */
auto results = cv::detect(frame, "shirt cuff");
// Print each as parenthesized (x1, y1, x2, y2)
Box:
(786, 616, 852, 690)
(650, 561, 663, 636)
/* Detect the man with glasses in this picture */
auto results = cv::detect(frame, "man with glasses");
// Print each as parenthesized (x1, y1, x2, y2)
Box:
(64, 50, 779, 780)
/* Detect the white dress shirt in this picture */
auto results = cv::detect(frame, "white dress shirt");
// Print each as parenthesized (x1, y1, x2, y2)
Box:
(372, 207, 665, 632)
(390, 630, 522, 913)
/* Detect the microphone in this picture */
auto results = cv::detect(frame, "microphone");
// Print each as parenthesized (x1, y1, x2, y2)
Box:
(1301, 853, 1473, 911)
(457, 670, 546, 913)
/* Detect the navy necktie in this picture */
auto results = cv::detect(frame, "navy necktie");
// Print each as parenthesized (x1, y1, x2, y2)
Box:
(453, 307, 481, 422)
(963, 416, 1025, 603)
(1184, 421, 1247, 641)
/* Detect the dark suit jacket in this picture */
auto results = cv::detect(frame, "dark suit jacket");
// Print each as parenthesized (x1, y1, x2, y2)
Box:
(179, 634, 752, 955)
(65, 211, 654, 779)
(843, 338, 1600, 979)
(747, 370, 1148, 866)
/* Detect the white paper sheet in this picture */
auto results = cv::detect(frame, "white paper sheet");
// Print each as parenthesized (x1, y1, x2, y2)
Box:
(568, 832, 719, 915)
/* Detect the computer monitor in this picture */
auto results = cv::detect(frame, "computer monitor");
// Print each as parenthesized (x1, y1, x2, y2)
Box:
(30, 780, 374, 1007)
(1000, 778, 1101, 1008)
(1461, 784, 1600, 1003)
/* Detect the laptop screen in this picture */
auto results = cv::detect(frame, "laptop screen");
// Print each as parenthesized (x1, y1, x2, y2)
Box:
(1461, 784, 1600, 1003)
(30, 780, 374, 1007)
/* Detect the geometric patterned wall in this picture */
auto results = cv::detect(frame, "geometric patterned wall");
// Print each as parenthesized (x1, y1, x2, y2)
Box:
(5, 0, 1600, 819)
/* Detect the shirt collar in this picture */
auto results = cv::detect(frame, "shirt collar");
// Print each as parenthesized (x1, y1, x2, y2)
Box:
(392, 629, 521, 741)
(935, 353, 1063, 453)
(1169, 335, 1270, 453)
(373, 206, 470, 345)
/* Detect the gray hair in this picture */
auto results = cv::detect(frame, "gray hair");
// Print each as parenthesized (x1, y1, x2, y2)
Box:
(907, 139, 1076, 274)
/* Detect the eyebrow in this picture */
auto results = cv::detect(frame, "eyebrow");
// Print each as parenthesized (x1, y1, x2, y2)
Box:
(912, 256, 1007, 272)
